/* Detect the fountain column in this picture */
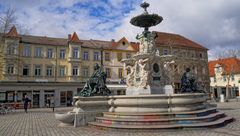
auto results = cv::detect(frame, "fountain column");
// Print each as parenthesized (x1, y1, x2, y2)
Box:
(122, 2, 167, 95)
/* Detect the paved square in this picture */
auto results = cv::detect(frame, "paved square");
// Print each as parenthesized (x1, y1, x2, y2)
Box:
(0, 101, 240, 136)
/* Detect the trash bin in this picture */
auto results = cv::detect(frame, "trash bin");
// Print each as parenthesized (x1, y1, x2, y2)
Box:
(220, 94, 225, 103)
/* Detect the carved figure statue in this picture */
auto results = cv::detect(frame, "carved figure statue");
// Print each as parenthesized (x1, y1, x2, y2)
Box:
(136, 31, 156, 54)
(77, 63, 111, 97)
(138, 58, 149, 88)
(180, 68, 199, 93)
(125, 65, 135, 86)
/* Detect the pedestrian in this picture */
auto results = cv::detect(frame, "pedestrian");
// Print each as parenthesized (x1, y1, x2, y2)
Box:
(23, 95, 29, 113)
(50, 97, 55, 112)
(47, 98, 50, 108)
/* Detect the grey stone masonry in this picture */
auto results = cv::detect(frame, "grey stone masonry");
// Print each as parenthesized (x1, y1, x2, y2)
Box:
(0, 102, 240, 136)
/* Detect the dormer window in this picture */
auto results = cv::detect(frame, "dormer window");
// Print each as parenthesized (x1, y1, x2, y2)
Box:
(214, 64, 222, 74)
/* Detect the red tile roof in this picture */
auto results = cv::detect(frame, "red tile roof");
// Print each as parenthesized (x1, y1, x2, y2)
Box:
(208, 57, 240, 77)
(6, 26, 19, 37)
(69, 32, 81, 43)
(21, 35, 67, 46)
(153, 31, 208, 50)
(130, 42, 139, 51)
(5, 27, 207, 52)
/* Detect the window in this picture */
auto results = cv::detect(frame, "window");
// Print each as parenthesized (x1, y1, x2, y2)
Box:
(214, 77, 216, 82)
(23, 46, 31, 57)
(46, 66, 53, 76)
(231, 75, 235, 81)
(82, 67, 89, 77)
(7, 65, 14, 74)
(93, 52, 99, 61)
(47, 49, 53, 58)
(191, 52, 195, 57)
(83, 51, 89, 60)
(105, 68, 111, 78)
(72, 48, 78, 58)
(215, 67, 221, 73)
(163, 49, 168, 55)
(118, 68, 123, 78)
(199, 53, 203, 58)
(34, 65, 41, 76)
(35, 47, 42, 57)
(59, 66, 65, 76)
(23, 65, 29, 76)
(223, 75, 226, 82)
(126, 53, 131, 59)
(60, 49, 65, 59)
(7, 46, 15, 55)
(72, 66, 78, 76)
(105, 52, 110, 61)
(117, 53, 122, 61)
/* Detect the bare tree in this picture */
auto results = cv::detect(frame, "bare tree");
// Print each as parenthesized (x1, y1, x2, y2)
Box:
(0, 7, 17, 35)
(0, 7, 29, 38)
(225, 64, 234, 100)
(217, 49, 240, 59)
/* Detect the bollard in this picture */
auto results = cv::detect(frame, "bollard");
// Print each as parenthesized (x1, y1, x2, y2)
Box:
(220, 94, 225, 103)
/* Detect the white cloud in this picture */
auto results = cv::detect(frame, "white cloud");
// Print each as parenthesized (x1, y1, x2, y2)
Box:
(1, 0, 240, 59)
(112, 0, 240, 59)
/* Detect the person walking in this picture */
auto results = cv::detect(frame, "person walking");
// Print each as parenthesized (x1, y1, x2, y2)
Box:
(23, 95, 29, 113)
(47, 98, 50, 108)
(50, 97, 55, 112)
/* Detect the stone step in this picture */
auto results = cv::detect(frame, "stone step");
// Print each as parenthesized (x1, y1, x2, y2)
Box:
(103, 107, 217, 119)
(97, 111, 224, 122)
(88, 116, 233, 129)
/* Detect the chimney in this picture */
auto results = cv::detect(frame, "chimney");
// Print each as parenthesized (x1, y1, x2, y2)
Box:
(68, 34, 71, 40)
(111, 39, 115, 42)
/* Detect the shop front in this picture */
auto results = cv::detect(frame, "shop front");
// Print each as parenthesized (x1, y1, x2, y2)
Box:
(60, 91, 73, 106)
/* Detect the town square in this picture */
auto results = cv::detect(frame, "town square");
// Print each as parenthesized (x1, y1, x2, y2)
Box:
(0, 0, 240, 136)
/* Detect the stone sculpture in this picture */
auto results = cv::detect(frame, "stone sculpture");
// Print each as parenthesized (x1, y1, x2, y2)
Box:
(77, 63, 111, 97)
(180, 68, 200, 93)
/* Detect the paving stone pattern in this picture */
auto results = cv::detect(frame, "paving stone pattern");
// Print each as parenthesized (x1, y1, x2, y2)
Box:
(0, 101, 240, 136)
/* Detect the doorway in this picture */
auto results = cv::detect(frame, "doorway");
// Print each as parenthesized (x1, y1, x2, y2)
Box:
(32, 91, 40, 108)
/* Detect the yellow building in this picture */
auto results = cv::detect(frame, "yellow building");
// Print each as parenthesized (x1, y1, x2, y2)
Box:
(0, 26, 137, 107)
(0, 26, 209, 108)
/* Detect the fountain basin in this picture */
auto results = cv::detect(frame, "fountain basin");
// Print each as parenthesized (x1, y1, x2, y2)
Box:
(55, 112, 74, 125)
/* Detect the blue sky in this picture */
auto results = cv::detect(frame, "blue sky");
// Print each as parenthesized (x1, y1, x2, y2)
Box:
(0, 0, 240, 59)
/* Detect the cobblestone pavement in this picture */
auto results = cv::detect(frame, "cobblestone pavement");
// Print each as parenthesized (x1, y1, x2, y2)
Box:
(0, 101, 240, 136)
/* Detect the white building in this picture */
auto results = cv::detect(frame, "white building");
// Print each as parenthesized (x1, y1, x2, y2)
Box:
(209, 57, 240, 99)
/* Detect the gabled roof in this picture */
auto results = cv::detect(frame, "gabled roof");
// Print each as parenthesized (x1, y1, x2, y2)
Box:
(69, 32, 81, 43)
(6, 26, 19, 37)
(112, 37, 129, 47)
(153, 31, 208, 50)
(208, 57, 240, 77)
(130, 42, 139, 51)
(82, 39, 138, 51)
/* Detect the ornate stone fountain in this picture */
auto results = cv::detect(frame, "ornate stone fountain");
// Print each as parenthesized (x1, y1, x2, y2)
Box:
(122, 2, 172, 95)
(56, 2, 233, 129)
(88, 2, 233, 129)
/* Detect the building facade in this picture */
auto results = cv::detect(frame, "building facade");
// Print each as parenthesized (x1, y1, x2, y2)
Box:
(0, 26, 209, 108)
(154, 32, 210, 92)
(209, 57, 240, 99)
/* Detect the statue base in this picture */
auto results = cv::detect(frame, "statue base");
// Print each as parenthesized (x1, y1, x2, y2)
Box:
(126, 85, 164, 95)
